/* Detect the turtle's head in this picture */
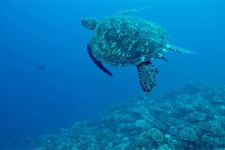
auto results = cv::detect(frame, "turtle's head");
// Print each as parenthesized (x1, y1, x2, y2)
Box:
(81, 17, 98, 30)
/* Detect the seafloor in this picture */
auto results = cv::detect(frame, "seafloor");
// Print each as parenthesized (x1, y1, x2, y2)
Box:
(36, 82, 225, 150)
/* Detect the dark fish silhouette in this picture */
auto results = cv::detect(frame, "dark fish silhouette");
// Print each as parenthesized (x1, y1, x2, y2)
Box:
(37, 65, 47, 71)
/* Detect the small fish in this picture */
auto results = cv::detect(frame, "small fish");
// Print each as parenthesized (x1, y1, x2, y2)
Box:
(25, 138, 34, 145)
(37, 64, 47, 71)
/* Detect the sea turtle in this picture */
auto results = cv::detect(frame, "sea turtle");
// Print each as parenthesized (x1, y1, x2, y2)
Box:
(81, 9, 192, 93)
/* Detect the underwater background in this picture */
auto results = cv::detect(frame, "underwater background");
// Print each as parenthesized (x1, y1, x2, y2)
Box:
(0, 0, 225, 149)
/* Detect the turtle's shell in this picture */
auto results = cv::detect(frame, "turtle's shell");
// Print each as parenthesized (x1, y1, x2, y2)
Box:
(90, 15, 168, 66)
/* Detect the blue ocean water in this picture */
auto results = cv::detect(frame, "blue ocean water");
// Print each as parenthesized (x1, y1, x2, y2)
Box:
(0, 0, 225, 149)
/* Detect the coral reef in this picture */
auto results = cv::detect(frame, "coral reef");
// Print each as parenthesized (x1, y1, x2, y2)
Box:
(36, 81, 225, 150)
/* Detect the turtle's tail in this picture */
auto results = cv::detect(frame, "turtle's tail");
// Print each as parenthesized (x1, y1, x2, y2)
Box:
(166, 44, 196, 54)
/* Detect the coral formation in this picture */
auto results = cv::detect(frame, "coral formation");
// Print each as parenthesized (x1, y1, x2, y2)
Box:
(36, 82, 225, 150)
(179, 127, 197, 142)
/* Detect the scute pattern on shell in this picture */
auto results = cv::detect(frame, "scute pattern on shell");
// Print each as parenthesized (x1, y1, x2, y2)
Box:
(90, 15, 168, 66)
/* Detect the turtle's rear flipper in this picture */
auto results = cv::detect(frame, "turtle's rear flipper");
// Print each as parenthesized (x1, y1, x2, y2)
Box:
(166, 44, 196, 54)
(117, 7, 149, 15)
(137, 61, 158, 93)
(87, 44, 112, 76)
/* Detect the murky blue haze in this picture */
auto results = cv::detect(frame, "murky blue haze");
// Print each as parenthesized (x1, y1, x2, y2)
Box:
(0, 0, 225, 149)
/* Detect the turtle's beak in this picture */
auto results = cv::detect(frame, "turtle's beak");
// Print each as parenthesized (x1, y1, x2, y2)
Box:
(81, 18, 97, 30)
(81, 19, 89, 28)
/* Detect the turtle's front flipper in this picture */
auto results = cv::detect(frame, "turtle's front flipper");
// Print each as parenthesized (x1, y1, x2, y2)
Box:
(137, 61, 158, 93)
(87, 44, 112, 76)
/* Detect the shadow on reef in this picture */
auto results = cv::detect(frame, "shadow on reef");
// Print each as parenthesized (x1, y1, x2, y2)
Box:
(36, 81, 225, 150)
